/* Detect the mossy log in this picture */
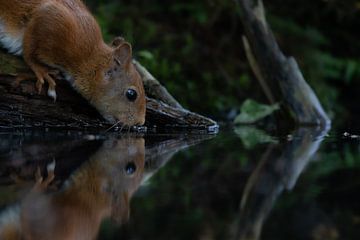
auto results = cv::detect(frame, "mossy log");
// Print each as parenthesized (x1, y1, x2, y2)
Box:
(0, 50, 218, 132)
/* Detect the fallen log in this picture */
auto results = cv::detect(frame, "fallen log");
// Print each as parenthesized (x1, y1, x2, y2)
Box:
(0, 49, 218, 133)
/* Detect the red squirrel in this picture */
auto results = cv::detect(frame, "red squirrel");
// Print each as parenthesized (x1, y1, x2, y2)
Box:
(0, 138, 145, 240)
(0, 0, 146, 126)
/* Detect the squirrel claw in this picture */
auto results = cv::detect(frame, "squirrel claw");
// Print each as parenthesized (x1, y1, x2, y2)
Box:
(33, 160, 56, 192)
(47, 87, 57, 101)
(36, 78, 44, 94)
(44, 73, 57, 101)
(35, 167, 43, 183)
(28, 64, 57, 98)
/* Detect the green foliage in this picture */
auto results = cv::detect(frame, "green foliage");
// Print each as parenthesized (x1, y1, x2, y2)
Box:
(234, 126, 278, 149)
(268, 11, 360, 123)
(85, 0, 252, 115)
(234, 99, 280, 124)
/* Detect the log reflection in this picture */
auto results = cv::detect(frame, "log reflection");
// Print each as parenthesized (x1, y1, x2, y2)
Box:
(233, 127, 331, 240)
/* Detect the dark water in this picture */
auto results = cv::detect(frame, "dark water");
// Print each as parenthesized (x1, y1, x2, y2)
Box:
(0, 126, 359, 240)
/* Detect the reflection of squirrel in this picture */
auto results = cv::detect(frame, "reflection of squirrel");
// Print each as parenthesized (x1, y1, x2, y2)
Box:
(0, 0, 145, 126)
(0, 138, 145, 240)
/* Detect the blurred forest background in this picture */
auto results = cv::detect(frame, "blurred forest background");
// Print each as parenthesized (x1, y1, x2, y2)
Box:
(85, 0, 360, 128)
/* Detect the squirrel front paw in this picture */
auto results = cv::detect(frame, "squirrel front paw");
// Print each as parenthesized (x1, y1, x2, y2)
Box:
(33, 159, 56, 192)
(33, 69, 57, 101)
(15, 66, 58, 101)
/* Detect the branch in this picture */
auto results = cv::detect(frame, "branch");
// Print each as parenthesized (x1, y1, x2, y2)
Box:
(237, 0, 331, 127)
(0, 49, 218, 132)
(133, 60, 183, 109)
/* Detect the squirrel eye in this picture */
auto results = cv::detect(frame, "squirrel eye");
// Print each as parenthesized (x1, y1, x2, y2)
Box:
(126, 88, 137, 102)
(125, 162, 136, 175)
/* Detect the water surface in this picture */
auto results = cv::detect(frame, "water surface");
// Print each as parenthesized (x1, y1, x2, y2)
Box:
(0, 126, 359, 239)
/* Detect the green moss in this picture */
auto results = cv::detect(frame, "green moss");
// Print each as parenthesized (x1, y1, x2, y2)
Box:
(0, 50, 28, 75)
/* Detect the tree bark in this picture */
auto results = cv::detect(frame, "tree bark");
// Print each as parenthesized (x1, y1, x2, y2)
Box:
(0, 49, 218, 133)
(237, 0, 331, 128)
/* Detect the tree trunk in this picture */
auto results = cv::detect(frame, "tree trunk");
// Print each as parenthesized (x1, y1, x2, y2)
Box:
(237, 0, 331, 128)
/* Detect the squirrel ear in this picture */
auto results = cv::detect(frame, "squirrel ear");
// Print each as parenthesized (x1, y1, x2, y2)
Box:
(114, 42, 132, 67)
(111, 36, 125, 47)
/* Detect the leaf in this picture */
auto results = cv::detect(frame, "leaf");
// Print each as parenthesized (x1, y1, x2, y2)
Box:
(137, 50, 154, 61)
(234, 99, 280, 124)
(234, 126, 278, 149)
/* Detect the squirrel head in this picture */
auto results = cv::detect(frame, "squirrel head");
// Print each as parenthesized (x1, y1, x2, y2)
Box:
(89, 38, 146, 126)
(95, 137, 145, 224)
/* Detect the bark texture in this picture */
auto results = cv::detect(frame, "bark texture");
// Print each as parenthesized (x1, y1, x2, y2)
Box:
(0, 49, 218, 132)
(237, 0, 331, 127)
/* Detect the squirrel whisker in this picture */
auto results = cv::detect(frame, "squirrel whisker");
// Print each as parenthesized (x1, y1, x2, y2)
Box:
(105, 120, 121, 133)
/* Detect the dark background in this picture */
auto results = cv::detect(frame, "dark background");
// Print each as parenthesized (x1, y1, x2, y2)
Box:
(84, 0, 360, 127)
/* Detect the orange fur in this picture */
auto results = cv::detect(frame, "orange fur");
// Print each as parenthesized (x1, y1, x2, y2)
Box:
(0, 138, 145, 240)
(0, 0, 146, 126)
